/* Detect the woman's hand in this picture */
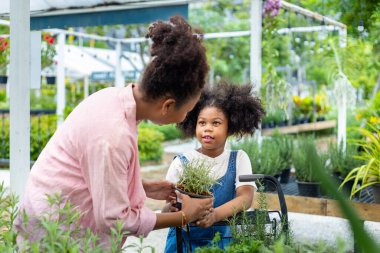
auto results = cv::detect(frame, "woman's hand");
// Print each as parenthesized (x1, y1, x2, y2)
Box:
(143, 180, 176, 201)
(179, 193, 213, 223)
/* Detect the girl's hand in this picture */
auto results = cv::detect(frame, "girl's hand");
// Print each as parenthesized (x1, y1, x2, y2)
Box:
(162, 200, 179, 213)
(196, 211, 216, 228)
(179, 193, 213, 223)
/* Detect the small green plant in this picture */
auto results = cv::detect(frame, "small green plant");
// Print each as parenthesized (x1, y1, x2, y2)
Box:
(293, 137, 327, 182)
(0, 183, 155, 252)
(341, 123, 380, 199)
(272, 132, 293, 169)
(327, 141, 362, 178)
(232, 137, 284, 176)
(177, 158, 218, 196)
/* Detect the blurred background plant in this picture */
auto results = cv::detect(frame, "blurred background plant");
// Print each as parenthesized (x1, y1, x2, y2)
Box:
(0, 37, 9, 76)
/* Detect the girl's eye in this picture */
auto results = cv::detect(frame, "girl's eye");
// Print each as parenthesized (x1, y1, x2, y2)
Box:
(213, 122, 221, 126)
(198, 121, 206, 126)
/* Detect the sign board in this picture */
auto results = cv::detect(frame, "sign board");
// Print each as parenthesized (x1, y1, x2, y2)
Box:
(90, 71, 137, 81)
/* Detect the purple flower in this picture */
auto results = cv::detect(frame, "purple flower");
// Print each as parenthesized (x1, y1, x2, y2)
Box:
(263, 0, 281, 17)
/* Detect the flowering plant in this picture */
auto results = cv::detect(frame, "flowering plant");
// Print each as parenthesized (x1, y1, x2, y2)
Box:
(41, 33, 56, 71)
(263, 0, 281, 17)
(0, 37, 9, 75)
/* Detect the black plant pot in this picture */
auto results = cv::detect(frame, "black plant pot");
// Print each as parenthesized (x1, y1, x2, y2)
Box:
(46, 76, 56, 85)
(0, 75, 8, 84)
(337, 175, 355, 197)
(316, 116, 326, 122)
(279, 167, 291, 184)
(175, 186, 213, 199)
(297, 181, 321, 197)
(372, 184, 380, 204)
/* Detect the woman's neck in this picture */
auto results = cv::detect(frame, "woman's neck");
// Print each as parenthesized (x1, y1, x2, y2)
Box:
(132, 84, 157, 121)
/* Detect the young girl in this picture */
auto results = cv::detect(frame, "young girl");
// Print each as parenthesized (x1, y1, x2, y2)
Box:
(164, 82, 265, 252)
(15, 16, 213, 250)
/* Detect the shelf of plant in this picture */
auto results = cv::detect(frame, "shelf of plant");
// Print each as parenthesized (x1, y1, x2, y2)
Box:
(252, 177, 380, 222)
(262, 120, 337, 136)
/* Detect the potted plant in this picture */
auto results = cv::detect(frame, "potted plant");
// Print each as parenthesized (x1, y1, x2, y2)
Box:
(41, 33, 56, 84)
(328, 141, 362, 195)
(293, 137, 327, 197)
(0, 37, 9, 84)
(273, 133, 293, 184)
(341, 124, 380, 203)
(176, 158, 218, 199)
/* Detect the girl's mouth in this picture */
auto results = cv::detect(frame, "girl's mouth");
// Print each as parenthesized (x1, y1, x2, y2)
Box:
(202, 136, 214, 143)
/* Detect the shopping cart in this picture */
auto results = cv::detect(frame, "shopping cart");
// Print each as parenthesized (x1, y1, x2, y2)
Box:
(175, 174, 289, 253)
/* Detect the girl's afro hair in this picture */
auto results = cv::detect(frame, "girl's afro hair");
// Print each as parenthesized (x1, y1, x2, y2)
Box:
(178, 81, 266, 137)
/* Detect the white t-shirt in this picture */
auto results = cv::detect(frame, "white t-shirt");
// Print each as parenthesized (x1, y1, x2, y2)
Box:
(166, 149, 257, 190)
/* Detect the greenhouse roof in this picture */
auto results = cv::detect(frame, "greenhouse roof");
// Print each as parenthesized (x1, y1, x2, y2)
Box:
(0, 0, 188, 29)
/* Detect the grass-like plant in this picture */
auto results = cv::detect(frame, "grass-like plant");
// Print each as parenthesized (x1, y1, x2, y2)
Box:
(177, 158, 219, 197)
(293, 136, 328, 183)
(328, 141, 362, 178)
(0, 183, 155, 252)
(341, 123, 380, 198)
(272, 132, 293, 169)
(231, 137, 284, 176)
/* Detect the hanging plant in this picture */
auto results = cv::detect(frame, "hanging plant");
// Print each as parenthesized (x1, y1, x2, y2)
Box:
(0, 37, 9, 76)
(41, 33, 56, 76)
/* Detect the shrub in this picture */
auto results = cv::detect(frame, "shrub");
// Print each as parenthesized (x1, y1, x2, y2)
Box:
(139, 121, 183, 141)
(137, 127, 164, 163)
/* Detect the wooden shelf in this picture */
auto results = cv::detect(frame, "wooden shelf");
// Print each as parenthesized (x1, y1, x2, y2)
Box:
(262, 120, 337, 136)
(253, 193, 380, 222)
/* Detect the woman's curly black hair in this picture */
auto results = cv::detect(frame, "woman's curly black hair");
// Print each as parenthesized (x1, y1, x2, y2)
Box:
(140, 15, 209, 108)
(178, 82, 266, 137)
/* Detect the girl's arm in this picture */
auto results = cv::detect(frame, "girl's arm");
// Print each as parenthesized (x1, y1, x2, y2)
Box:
(195, 185, 254, 228)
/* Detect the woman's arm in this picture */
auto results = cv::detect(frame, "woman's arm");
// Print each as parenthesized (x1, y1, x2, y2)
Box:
(195, 185, 254, 227)
(154, 193, 214, 230)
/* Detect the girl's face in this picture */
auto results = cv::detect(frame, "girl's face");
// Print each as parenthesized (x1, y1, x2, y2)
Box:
(196, 106, 228, 158)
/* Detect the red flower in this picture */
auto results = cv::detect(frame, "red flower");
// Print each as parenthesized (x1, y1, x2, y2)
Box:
(44, 35, 50, 41)
(49, 37, 55, 45)
(0, 40, 8, 51)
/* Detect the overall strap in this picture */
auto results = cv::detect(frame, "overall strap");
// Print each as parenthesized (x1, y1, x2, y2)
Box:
(176, 154, 189, 167)
(227, 150, 238, 174)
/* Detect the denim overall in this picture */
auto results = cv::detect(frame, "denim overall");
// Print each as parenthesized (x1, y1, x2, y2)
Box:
(164, 151, 238, 253)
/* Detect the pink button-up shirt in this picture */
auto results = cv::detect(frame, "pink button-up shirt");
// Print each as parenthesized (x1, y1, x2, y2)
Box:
(15, 84, 156, 248)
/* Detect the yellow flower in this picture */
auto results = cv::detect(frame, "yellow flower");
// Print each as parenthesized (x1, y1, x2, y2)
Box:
(369, 116, 380, 124)
(355, 114, 362, 120)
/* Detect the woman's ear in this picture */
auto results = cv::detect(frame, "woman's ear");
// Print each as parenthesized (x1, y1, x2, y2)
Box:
(161, 98, 176, 115)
